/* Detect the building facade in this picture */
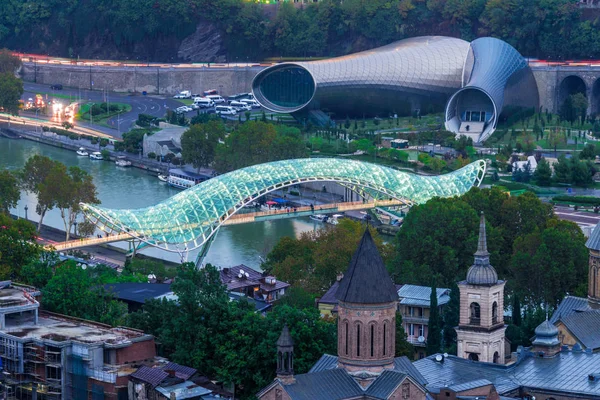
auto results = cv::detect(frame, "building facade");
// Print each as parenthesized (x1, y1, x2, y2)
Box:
(456, 213, 506, 364)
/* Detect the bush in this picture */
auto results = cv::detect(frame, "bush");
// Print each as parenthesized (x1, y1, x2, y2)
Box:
(552, 195, 600, 206)
(147, 152, 156, 159)
(42, 126, 49, 132)
(101, 149, 110, 160)
(99, 138, 109, 147)
(136, 113, 159, 127)
(171, 157, 182, 166)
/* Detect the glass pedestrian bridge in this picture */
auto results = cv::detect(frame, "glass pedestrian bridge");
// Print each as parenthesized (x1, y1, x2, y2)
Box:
(80, 158, 486, 254)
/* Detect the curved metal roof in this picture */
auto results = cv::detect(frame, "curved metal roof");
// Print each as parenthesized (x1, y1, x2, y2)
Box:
(81, 158, 486, 252)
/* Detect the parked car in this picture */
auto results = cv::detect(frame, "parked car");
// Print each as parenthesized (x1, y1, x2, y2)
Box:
(191, 103, 199, 110)
(207, 95, 226, 104)
(194, 98, 215, 108)
(230, 101, 252, 111)
(50, 84, 63, 90)
(175, 106, 190, 114)
(173, 90, 191, 99)
(203, 89, 218, 96)
(215, 105, 237, 116)
(241, 99, 260, 108)
(228, 93, 250, 102)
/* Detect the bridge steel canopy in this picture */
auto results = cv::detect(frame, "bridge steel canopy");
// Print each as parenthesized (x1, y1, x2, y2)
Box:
(80, 158, 486, 253)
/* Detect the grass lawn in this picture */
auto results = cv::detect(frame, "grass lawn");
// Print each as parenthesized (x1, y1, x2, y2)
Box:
(77, 102, 132, 126)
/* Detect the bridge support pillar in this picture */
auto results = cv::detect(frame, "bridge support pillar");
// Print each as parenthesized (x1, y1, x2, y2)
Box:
(195, 229, 220, 268)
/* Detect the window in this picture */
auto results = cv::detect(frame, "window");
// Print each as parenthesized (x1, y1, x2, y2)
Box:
(408, 324, 415, 336)
(370, 325, 375, 357)
(470, 302, 481, 325)
(492, 301, 498, 325)
(345, 321, 349, 355)
(383, 323, 387, 356)
(468, 353, 479, 362)
(417, 307, 423, 317)
(356, 325, 361, 357)
(493, 351, 500, 364)
(407, 306, 414, 316)
(418, 325, 424, 337)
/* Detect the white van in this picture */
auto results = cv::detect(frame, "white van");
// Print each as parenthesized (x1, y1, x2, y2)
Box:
(241, 98, 260, 108)
(207, 95, 226, 104)
(229, 101, 252, 111)
(194, 98, 215, 108)
(215, 106, 237, 116)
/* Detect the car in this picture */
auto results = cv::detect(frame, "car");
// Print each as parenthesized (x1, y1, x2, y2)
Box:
(194, 98, 215, 108)
(229, 101, 252, 111)
(175, 106, 188, 114)
(183, 106, 193, 112)
(207, 95, 226, 104)
(50, 84, 63, 90)
(191, 103, 199, 110)
(240, 99, 260, 108)
(215, 105, 237, 116)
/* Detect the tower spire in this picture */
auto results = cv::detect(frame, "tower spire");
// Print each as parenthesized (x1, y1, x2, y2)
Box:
(475, 211, 489, 257)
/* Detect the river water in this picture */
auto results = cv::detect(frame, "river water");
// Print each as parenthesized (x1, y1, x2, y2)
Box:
(0, 137, 318, 268)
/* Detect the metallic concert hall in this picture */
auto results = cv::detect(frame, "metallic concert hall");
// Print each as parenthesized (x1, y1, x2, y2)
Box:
(252, 36, 539, 143)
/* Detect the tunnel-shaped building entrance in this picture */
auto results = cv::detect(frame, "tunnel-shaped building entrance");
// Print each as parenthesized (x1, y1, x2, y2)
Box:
(445, 88, 496, 143)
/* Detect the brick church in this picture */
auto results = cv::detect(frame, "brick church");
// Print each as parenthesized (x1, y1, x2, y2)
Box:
(257, 229, 429, 400)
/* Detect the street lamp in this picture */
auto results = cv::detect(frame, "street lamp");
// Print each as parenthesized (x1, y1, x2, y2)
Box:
(73, 221, 78, 236)
(24, 205, 28, 221)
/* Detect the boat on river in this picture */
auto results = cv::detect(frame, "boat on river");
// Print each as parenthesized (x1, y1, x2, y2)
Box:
(310, 214, 329, 223)
(89, 151, 103, 160)
(76, 147, 88, 156)
(157, 174, 168, 182)
(115, 156, 132, 167)
(167, 168, 211, 190)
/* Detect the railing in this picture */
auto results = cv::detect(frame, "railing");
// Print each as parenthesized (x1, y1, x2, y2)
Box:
(46, 232, 135, 251)
(406, 336, 427, 346)
(403, 316, 428, 324)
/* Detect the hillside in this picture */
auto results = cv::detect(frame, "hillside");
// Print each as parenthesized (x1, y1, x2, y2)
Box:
(0, 0, 597, 62)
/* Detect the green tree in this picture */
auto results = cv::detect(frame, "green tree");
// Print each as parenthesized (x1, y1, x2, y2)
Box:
(55, 166, 100, 240)
(395, 313, 414, 358)
(533, 157, 552, 186)
(580, 143, 596, 159)
(0, 49, 22, 74)
(0, 214, 41, 279)
(181, 120, 225, 171)
(0, 72, 23, 115)
(442, 282, 459, 354)
(553, 155, 571, 184)
(21, 155, 60, 232)
(426, 281, 442, 355)
(570, 156, 593, 187)
(0, 168, 20, 214)
(264, 220, 391, 295)
(19, 251, 58, 289)
(42, 261, 128, 326)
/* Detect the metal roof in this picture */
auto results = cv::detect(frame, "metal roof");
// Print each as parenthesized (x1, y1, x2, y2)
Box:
(397, 285, 451, 307)
(162, 362, 197, 381)
(318, 282, 340, 305)
(448, 379, 493, 392)
(155, 381, 212, 399)
(335, 229, 399, 304)
(550, 296, 592, 324)
(104, 283, 172, 304)
(560, 310, 600, 350)
(586, 221, 600, 250)
(364, 370, 407, 399)
(394, 356, 428, 387)
(282, 368, 364, 400)
(415, 352, 600, 398)
(130, 366, 169, 387)
(309, 354, 339, 373)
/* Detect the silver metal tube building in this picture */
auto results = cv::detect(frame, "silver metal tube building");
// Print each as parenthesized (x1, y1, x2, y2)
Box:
(252, 36, 538, 144)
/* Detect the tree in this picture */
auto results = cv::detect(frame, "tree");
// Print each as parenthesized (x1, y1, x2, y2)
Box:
(181, 120, 225, 171)
(533, 157, 552, 186)
(580, 143, 596, 160)
(570, 156, 593, 187)
(0, 168, 20, 214)
(21, 155, 60, 232)
(20, 251, 58, 289)
(55, 166, 100, 240)
(0, 49, 22, 74)
(512, 294, 522, 326)
(42, 261, 128, 326)
(395, 313, 414, 358)
(0, 72, 23, 115)
(0, 214, 41, 279)
(426, 281, 442, 355)
(264, 220, 391, 295)
(442, 282, 459, 354)
(553, 155, 571, 184)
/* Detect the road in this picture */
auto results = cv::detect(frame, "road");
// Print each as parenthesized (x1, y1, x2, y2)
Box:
(21, 82, 186, 138)
(554, 206, 600, 233)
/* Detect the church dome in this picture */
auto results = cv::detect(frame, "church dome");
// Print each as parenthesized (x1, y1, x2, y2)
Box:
(466, 263, 498, 286)
(532, 320, 560, 347)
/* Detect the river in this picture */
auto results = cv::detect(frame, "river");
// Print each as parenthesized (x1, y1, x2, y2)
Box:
(0, 137, 318, 268)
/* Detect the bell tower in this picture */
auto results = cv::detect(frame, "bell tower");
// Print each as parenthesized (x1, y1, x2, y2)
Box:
(276, 325, 295, 384)
(456, 212, 506, 364)
(335, 229, 399, 373)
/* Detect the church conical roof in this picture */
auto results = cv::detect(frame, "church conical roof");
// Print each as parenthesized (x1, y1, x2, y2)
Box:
(466, 212, 499, 286)
(335, 229, 399, 304)
(533, 319, 560, 347)
(277, 324, 294, 347)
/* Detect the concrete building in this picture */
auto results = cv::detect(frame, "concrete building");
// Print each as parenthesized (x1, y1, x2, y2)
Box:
(0, 282, 156, 399)
(257, 230, 429, 400)
(398, 285, 450, 360)
(456, 212, 507, 364)
(219, 265, 290, 303)
(142, 123, 185, 158)
(512, 155, 537, 174)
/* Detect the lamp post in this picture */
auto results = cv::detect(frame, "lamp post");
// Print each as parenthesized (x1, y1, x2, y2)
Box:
(24, 205, 28, 221)
(73, 221, 78, 236)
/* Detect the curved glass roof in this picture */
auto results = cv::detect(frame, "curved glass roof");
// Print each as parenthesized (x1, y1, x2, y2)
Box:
(81, 158, 486, 252)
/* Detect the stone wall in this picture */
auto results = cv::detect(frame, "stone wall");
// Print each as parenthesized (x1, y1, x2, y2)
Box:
(21, 63, 263, 97)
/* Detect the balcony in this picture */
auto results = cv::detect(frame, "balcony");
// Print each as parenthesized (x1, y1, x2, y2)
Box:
(469, 317, 481, 326)
(406, 336, 426, 347)
(403, 315, 428, 324)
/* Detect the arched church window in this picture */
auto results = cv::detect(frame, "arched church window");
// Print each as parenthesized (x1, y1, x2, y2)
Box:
(356, 324, 361, 357)
(468, 353, 479, 362)
(344, 321, 349, 355)
(383, 322, 387, 356)
(493, 351, 499, 364)
(470, 302, 481, 325)
(492, 301, 498, 324)
(370, 324, 375, 357)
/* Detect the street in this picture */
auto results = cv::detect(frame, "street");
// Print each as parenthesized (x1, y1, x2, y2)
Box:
(554, 205, 600, 233)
